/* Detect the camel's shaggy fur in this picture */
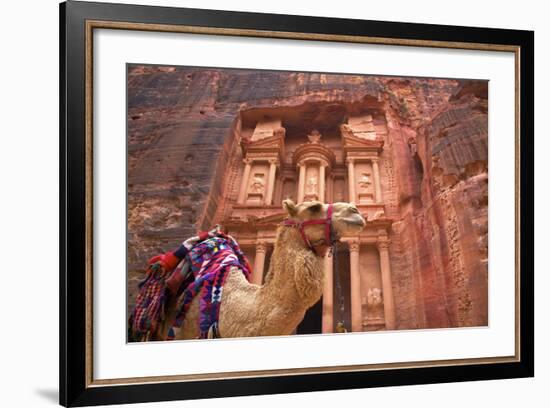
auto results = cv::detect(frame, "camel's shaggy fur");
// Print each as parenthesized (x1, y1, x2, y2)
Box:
(160, 200, 366, 340)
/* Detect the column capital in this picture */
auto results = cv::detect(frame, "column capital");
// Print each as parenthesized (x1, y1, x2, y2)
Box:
(348, 239, 360, 252)
(268, 158, 279, 165)
(345, 157, 355, 165)
(377, 240, 390, 250)
(252, 242, 267, 285)
(273, 127, 286, 138)
(371, 157, 380, 164)
(256, 241, 268, 253)
(243, 158, 252, 165)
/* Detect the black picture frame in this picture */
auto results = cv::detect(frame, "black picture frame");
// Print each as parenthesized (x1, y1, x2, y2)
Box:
(60, 1, 534, 406)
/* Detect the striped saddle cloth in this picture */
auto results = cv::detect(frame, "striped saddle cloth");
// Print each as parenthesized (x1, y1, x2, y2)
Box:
(129, 234, 251, 341)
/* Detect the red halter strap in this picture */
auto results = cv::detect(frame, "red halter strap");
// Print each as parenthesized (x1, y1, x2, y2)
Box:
(281, 204, 334, 252)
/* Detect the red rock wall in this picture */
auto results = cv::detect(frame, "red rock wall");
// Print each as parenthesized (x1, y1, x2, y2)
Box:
(127, 65, 488, 328)
(386, 81, 488, 328)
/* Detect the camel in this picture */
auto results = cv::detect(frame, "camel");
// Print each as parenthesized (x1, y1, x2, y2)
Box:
(158, 200, 366, 340)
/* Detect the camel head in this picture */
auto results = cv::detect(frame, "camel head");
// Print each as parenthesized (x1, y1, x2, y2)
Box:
(282, 200, 366, 247)
(330, 201, 367, 238)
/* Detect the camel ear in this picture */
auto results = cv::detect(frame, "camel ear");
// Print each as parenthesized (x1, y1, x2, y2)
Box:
(308, 202, 323, 213)
(282, 199, 298, 217)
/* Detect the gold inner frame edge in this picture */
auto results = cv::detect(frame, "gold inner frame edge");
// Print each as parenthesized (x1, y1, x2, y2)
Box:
(84, 19, 522, 388)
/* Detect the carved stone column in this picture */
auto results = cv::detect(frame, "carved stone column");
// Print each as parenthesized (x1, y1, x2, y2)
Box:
(349, 240, 362, 332)
(378, 240, 396, 330)
(322, 253, 334, 333)
(275, 175, 284, 206)
(251, 241, 267, 285)
(238, 159, 252, 204)
(297, 163, 306, 203)
(372, 158, 382, 203)
(265, 159, 278, 205)
(347, 158, 356, 203)
(318, 163, 326, 202)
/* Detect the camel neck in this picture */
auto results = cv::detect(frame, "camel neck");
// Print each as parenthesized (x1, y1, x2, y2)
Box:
(262, 228, 298, 285)
(260, 227, 324, 307)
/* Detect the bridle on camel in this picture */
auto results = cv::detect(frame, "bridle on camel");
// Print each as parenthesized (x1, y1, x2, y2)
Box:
(280, 203, 336, 252)
(281, 204, 347, 331)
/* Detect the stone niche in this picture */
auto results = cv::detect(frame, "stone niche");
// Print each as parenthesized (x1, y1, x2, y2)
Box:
(292, 130, 336, 204)
(359, 245, 385, 329)
(354, 162, 375, 204)
(246, 163, 269, 205)
(304, 165, 320, 201)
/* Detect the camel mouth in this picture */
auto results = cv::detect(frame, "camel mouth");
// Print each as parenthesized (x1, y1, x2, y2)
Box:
(343, 214, 367, 229)
(331, 216, 365, 241)
(345, 219, 366, 227)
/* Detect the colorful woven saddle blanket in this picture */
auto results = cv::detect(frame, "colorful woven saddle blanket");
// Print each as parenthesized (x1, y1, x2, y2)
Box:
(129, 235, 251, 341)
(171, 235, 251, 339)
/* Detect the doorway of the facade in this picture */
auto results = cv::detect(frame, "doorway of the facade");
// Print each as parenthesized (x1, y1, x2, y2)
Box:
(296, 299, 322, 334)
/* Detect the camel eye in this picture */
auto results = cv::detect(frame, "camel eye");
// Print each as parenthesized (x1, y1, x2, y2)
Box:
(350, 207, 359, 213)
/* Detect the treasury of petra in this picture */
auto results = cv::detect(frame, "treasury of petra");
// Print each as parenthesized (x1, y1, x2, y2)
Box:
(127, 66, 488, 334)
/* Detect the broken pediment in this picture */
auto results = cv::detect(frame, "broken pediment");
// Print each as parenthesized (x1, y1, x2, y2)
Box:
(342, 114, 377, 140)
(251, 118, 284, 141)
(240, 131, 285, 159)
(341, 130, 384, 153)
(226, 209, 287, 228)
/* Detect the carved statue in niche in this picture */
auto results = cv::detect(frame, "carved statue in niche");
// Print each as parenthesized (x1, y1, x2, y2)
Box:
(358, 173, 372, 190)
(363, 287, 385, 326)
(250, 174, 265, 195)
(367, 288, 383, 306)
(306, 176, 318, 195)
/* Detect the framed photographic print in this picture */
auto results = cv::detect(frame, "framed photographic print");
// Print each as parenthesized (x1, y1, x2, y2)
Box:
(60, 0, 534, 406)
